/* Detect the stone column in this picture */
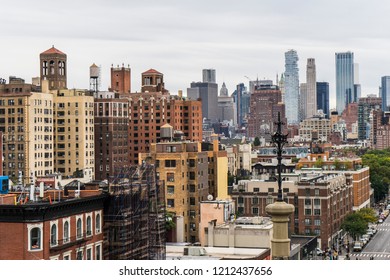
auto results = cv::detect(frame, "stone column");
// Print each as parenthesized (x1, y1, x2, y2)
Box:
(266, 201, 294, 259)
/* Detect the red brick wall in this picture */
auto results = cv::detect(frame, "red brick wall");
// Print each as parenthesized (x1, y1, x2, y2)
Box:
(0, 222, 25, 259)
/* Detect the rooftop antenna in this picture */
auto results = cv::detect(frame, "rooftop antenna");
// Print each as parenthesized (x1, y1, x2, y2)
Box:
(272, 112, 288, 201)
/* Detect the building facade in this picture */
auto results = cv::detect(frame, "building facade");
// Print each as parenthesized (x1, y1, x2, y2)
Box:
(232, 83, 250, 129)
(52, 89, 95, 179)
(109, 65, 131, 96)
(128, 93, 202, 165)
(357, 95, 382, 141)
(306, 58, 317, 119)
(284, 50, 300, 124)
(40, 46, 67, 90)
(335, 52, 354, 115)
(317, 82, 329, 118)
(141, 69, 166, 93)
(140, 141, 209, 243)
(0, 190, 106, 260)
(218, 82, 235, 124)
(381, 76, 390, 112)
(247, 83, 286, 140)
(188, 81, 218, 123)
(0, 78, 53, 182)
(94, 93, 129, 181)
(299, 117, 331, 142)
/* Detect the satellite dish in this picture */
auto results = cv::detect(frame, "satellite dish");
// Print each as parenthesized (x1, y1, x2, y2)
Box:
(207, 194, 213, 201)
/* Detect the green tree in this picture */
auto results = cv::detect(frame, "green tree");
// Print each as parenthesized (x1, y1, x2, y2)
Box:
(341, 212, 367, 240)
(357, 208, 377, 224)
(362, 149, 390, 202)
(227, 171, 235, 186)
(334, 158, 342, 170)
(253, 137, 260, 147)
(314, 157, 324, 169)
(166, 212, 176, 231)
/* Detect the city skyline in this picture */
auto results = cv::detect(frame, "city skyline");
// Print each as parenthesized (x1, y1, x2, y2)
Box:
(1, 0, 390, 110)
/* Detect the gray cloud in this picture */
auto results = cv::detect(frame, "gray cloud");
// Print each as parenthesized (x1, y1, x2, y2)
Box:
(1, 0, 390, 109)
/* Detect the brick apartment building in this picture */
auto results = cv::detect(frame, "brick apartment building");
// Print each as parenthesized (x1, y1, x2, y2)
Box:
(0, 189, 107, 260)
(230, 170, 354, 250)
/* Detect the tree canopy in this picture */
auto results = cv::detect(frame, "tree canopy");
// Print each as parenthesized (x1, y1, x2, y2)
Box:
(341, 208, 377, 239)
(362, 149, 390, 202)
(253, 137, 260, 147)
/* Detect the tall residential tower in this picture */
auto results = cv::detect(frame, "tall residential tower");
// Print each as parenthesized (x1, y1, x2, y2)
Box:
(284, 50, 299, 124)
(306, 58, 317, 118)
(381, 76, 390, 112)
(335, 52, 354, 114)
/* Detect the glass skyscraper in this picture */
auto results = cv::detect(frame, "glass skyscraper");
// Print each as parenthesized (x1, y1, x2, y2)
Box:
(316, 82, 329, 118)
(335, 52, 354, 114)
(284, 50, 299, 124)
(381, 76, 390, 112)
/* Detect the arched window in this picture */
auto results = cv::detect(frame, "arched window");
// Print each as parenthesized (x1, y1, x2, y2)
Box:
(63, 221, 69, 242)
(30, 227, 41, 250)
(96, 214, 101, 233)
(50, 60, 55, 75)
(42, 61, 48, 75)
(50, 224, 57, 246)
(86, 216, 92, 236)
(59, 61, 65, 76)
(77, 218, 82, 238)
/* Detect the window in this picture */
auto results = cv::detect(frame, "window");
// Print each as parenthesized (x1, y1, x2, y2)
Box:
(30, 227, 41, 250)
(76, 249, 83, 260)
(50, 224, 57, 246)
(266, 195, 274, 205)
(165, 160, 176, 168)
(190, 197, 195, 206)
(314, 209, 321, 216)
(63, 220, 70, 243)
(167, 173, 174, 182)
(315, 188, 320, 196)
(95, 244, 102, 260)
(167, 199, 175, 208)
(253, 188, 259, 192)
(95, 213, 101, 234)
(167, 185, 174, 194)
(86, 246, 92, 260)
(252, 197, 259, 205)
(63, 252, 71, 260)
(314, 198, 320, 206)
(314, 219, 321, 226)
(237, 197, 244, 204)
(252, 207, 259, 215)
(76, 217, 83, 239)
(305, 198, 311, 205)
(305, 209, 312, 215)
(305, 228, 311, 235)
(304, 218, 311, 225)
(314, 229, 321, 236)
(86, 216, 92, 236)
(268, 188, 274, 193)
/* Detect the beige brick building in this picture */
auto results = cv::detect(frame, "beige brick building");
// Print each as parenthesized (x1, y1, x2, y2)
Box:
(0, 78, 54, 182)
(52, 89, 95, 179)
(140, 141, 209, 243)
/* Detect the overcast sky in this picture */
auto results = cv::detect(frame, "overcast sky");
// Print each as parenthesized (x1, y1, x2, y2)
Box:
(1, 0, 390, 109)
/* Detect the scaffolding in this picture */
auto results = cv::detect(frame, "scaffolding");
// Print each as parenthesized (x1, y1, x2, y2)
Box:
(104, 163, 166, 260)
